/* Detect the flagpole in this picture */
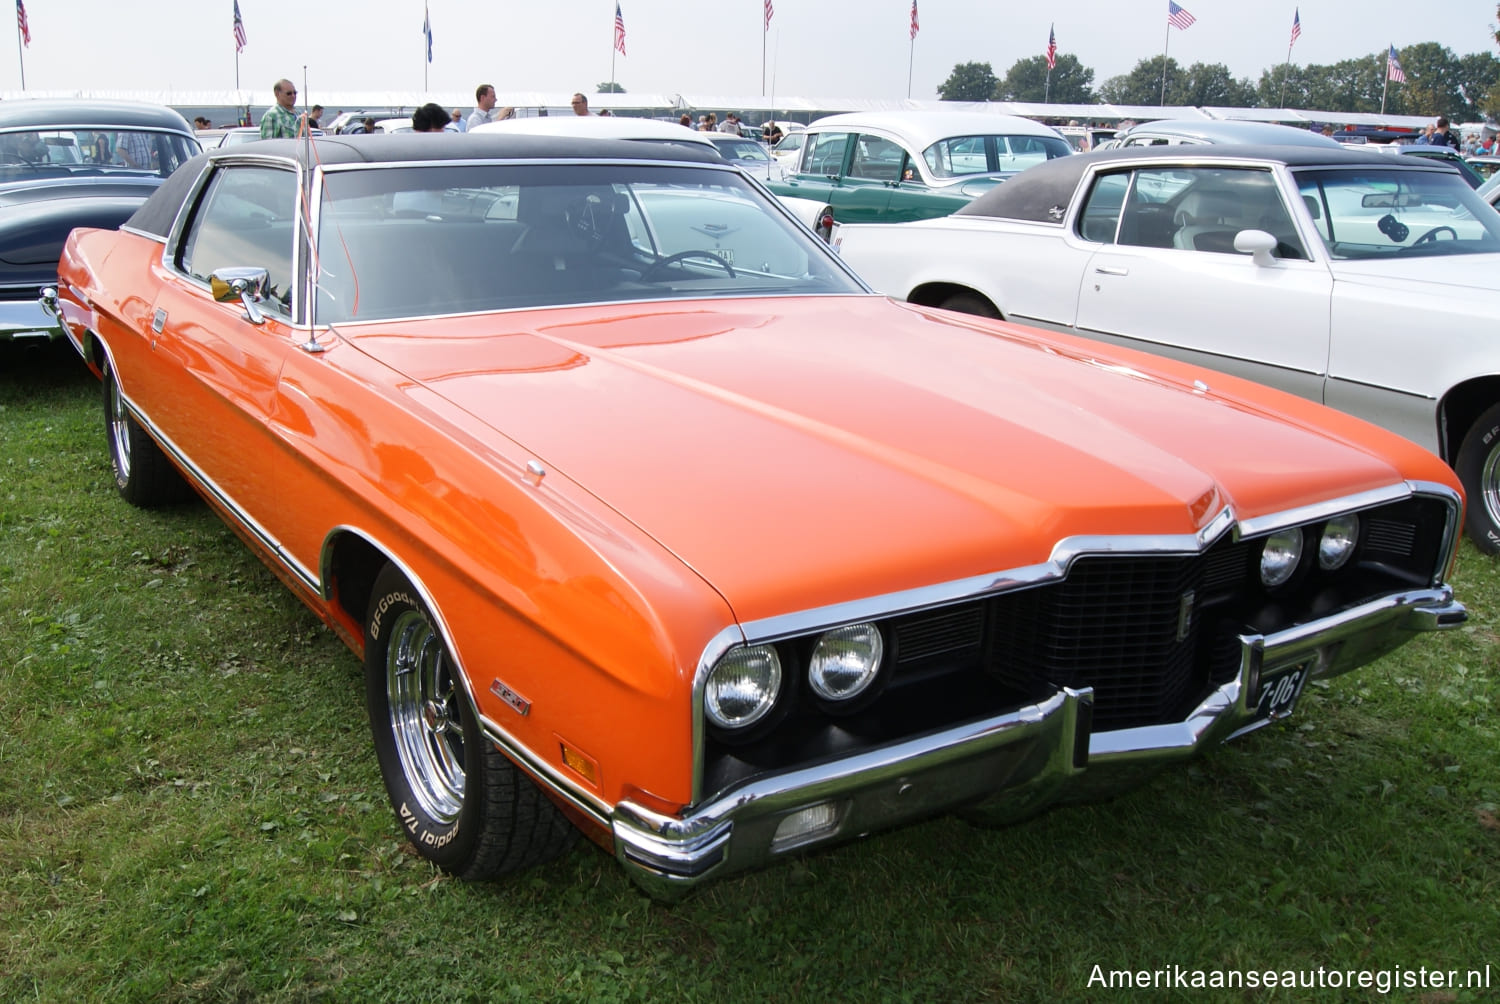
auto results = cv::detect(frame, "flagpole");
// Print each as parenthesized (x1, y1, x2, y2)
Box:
(1045, 67, 1052, 104)
(907, 38, 914, 99)
(1278, 42, 1292, 108)
(761, 3, 766, 95)
(1160, 20, 1170, 105)
(16, 23, 24, 90)
(1381, 62, 1388, 116)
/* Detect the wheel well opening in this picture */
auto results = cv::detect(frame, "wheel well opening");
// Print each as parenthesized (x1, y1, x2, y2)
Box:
(324, 532, 389, 637)
(907, 282, 1000, 317)
(1440, 378, 1500, 463)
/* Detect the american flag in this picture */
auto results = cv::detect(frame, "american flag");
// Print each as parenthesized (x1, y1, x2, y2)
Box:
(613, 2, 626, 55)
(1167, 1, 1195, 30)
(1289, 8, 1301, 48)
(233, 0, 247, 53)
(423, 5, 432, 63)
(15, 0, 28, 47)
(909, 0, 919, 40)
(1046, 23, 1056, 70)
(1387, 45, 1406, 83)
(763, 0, 772, 32)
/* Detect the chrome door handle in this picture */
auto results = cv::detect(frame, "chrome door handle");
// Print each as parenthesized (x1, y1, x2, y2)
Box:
(1094, 265, 1129, 276)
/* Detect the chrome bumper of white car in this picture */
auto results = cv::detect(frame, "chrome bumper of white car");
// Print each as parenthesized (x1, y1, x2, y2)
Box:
(611, 584, 1463, 899)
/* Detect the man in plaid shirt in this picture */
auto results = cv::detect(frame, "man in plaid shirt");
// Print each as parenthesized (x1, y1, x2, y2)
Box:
(259, 79, 300, 139)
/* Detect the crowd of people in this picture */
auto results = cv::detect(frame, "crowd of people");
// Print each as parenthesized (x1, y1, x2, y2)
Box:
(229, 77, 787, 146)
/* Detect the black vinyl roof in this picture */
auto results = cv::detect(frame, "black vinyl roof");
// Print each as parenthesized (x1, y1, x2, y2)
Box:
(0, 98, 194, 133)
(957, 144, 1460, 223)
(126, 133, 728, 239)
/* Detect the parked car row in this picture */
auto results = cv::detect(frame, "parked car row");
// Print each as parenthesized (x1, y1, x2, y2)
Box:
(27, 119, 1466, 899)
(832, 142, 1500, 553)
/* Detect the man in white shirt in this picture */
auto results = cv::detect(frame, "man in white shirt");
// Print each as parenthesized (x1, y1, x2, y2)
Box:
(467, 84, 499, 131)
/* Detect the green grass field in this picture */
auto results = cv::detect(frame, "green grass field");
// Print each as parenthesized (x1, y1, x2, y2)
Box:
(2, 342, 1496, 1002)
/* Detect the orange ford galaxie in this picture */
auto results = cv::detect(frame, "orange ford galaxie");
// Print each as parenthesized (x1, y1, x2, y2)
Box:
(44, 135, 1467, 898)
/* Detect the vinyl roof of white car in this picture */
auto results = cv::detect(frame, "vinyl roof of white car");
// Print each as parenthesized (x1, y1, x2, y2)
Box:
(800, 111, 1064, 149)
(473, 115, 719, 149)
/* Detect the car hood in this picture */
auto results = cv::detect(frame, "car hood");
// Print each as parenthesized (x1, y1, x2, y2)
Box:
(0, 175, 161, 206)
(347, 296, 1425, 623)
(1331, 251, 1500, 294)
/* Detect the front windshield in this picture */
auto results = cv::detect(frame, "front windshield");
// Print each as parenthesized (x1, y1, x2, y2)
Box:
(1294, 167, 1500, 260)
(0, 128, 199, 180)
(714, 138, 772, 163)
(923, 133, 1072, 179)
(315, 162, 861, 323)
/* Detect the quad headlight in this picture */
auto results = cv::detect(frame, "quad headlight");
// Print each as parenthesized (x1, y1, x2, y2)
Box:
(808, 623, 884, 702)
(704, 644, 782, 730)
(1259, 527, 1305, 588)
(1318, 514, 1360, 570)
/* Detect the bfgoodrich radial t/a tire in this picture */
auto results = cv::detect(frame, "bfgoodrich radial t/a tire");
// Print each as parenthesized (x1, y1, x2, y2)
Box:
(1456, 402, 1500, 555)
(364, 563, 576, 879)
(102, 361, 190, 507)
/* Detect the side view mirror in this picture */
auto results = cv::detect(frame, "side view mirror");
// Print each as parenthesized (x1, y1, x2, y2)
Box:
(1233, 229, 1279, 268)
(209, 267, 271, 325)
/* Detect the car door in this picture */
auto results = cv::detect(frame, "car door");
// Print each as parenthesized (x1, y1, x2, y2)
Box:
(777, 130, 850, 206)
(1072, 164, 1334, 402)
(139, 162, 302, 537)
(831, 133, 908, 222)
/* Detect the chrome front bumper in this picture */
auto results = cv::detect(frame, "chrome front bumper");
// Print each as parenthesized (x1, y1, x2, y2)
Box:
(612, 585, 1464, 899)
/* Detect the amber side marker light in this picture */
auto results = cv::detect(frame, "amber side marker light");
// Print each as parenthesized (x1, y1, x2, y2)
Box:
(560, 743, 600, 786)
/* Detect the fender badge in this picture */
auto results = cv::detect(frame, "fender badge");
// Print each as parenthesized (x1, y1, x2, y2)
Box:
(490, 679, 531, 716)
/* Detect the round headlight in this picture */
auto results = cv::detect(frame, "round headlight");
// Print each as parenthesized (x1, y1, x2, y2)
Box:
(704, 644, 782, 730)
(1260, 527, 1305, 588)
(1319, 514, 1360, 570)
(808, 623, 884, 702)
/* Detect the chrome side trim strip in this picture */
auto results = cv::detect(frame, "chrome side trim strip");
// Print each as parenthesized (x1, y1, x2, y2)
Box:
(113, 383, 320, 594)
(478, 710, 614, 827)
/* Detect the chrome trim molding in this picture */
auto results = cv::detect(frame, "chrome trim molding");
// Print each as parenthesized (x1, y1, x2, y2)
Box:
(107, 369, 321, 595)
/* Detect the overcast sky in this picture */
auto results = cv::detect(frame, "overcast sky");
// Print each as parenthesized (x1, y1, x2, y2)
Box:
(4, 0, 1496, 103)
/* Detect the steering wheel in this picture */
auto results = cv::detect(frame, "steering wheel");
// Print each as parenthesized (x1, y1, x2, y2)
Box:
(1412, 225, 1458, 245)
(641, 249, 737, 281)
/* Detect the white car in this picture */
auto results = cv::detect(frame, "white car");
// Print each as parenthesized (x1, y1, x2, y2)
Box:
(767, 110, 1074, 224)
(832, 143, 1500, 551)
(474, 115, 832, 239)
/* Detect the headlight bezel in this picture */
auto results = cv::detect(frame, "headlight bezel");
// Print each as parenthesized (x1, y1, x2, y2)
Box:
(702, 642, 787, 740)
(1259, 526, 1306, 589)
(806, 622, 888, 714)
(1318, 513, 1361, 571)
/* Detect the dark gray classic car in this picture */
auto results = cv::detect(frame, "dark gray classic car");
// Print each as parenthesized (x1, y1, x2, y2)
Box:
(0, 100, 199, 346)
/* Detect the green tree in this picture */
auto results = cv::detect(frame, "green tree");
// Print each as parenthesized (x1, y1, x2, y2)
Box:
(1457, 52, 1500, 119)
(1301, 55, 1392, 114)
(596, 81, 626, 93)
(996, 54, 1094, 103)
(1257, 64, 1315, 109)
(1097, 56, 1186, 105)
(937, 61, 998, 101)
(1176, 62, 1257, 107)
(1396, 43, 1465, 117)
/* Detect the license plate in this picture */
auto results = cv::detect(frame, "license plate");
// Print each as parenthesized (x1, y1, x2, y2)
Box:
(1254, 662, 1309, 723)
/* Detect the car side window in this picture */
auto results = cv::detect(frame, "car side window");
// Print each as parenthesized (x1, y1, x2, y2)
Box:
(1164, 167, 1308, 259)
(800, 132, 851, 176)
(1077, 172, 1131, 243)
(178, 165, 298, 314)
(1111, 167, 1308, 260)
(847, 135, 906, 183)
